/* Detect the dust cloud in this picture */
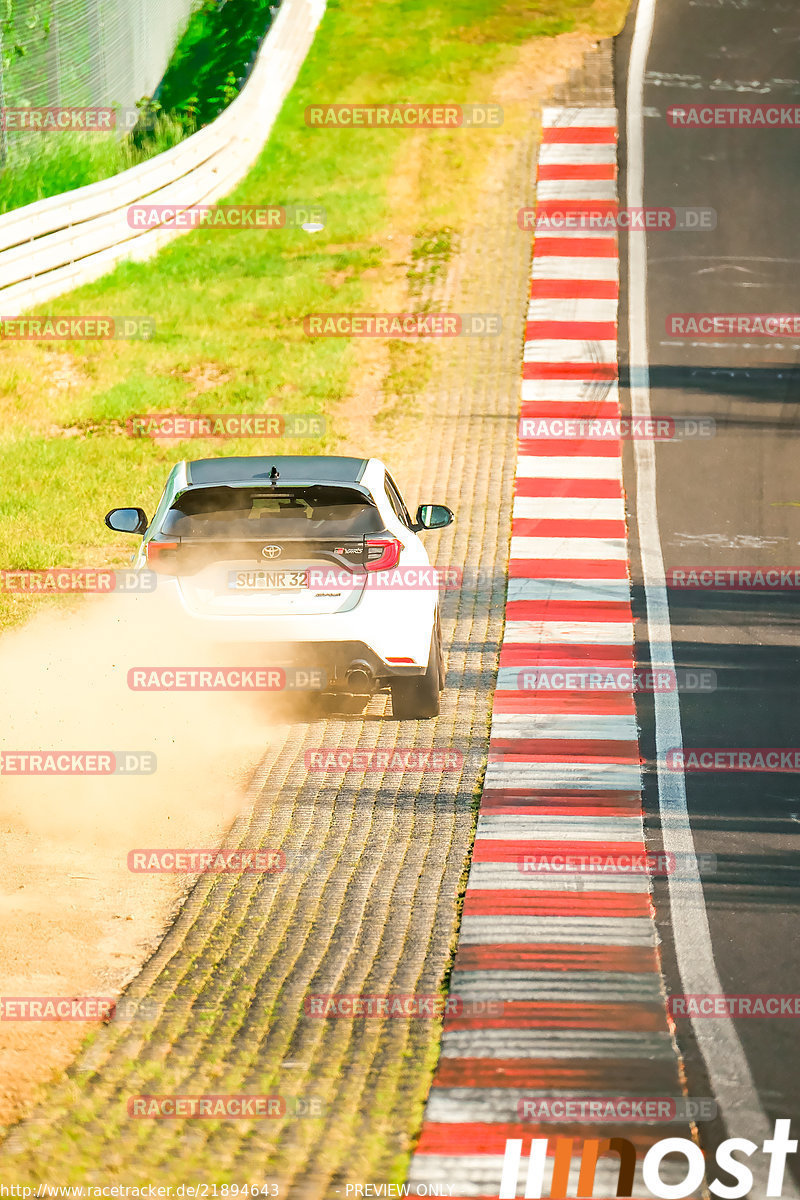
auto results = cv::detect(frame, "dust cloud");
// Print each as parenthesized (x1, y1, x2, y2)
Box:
(0, 587, 289, 1127)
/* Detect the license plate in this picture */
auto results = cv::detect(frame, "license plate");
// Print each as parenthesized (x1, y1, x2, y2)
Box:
(228, 570, 309, 591)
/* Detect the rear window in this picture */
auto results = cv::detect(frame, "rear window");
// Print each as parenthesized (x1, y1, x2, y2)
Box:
(159, 485, 384, 538)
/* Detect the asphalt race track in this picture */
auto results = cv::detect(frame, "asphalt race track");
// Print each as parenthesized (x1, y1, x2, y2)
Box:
(617, 0, 800, 1185)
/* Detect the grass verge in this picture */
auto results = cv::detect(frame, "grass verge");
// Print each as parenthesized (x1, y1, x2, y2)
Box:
(0, 116, 188, 214)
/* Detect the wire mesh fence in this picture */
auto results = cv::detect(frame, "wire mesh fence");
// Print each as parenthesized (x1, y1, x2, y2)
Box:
(0, 0, 197, 156)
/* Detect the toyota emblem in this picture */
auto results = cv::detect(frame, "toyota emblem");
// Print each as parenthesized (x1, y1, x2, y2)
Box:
(261, 544, 282, 559)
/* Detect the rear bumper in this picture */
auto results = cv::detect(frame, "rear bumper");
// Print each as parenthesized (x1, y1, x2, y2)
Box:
(152, 578, 437, 674)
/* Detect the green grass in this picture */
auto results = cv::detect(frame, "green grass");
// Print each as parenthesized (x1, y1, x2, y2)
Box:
(0, 0, 629, 637)
(0, 116, 188, 214)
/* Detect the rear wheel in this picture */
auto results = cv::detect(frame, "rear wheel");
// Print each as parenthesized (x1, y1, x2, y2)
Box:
(391, 631, 441, 720)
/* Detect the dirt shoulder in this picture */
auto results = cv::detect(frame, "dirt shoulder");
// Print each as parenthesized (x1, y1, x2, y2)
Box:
(0, 599, 271, 1128)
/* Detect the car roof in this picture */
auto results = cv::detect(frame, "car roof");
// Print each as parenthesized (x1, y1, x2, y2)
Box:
(185, 456, 370, 487)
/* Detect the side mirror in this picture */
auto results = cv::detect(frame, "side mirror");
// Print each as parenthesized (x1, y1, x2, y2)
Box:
(412, 504, 454, 532)
(105, 507, 149, 535)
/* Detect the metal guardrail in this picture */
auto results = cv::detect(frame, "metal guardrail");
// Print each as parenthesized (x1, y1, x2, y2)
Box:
(0, 0, 326, 312)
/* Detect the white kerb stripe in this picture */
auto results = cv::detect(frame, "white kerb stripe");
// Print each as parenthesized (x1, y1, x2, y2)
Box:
(513, 495, 625, 520)
(491, 711, 638, 739)
(534, 227, 622, 242)
(535, 179, 618, 200)
(484, 760, 642, 790)
(515, 456, 623, 481)
(441, 1029, 671, 1059)
(520, 379, 619, 403)
(477, 816, 642, 842)
(531, 255, 619, 280)
(456, 918, 653, 951)
(538, 143, 617, 165)
(465, 863, 650, 891)
(510, 536, 628, 560)
(523, 338, 618, 363)
(503, 619, 633, 644)
(527, 296, 618, 322)
(449, 971, 661, 1002)
(505, 577, 630, 603)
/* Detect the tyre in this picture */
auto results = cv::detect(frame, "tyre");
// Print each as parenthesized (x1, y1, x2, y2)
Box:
(436, 612, 445, 691)
(391, 631, 441, 720)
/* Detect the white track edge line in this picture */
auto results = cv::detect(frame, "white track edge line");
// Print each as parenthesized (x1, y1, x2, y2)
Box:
(625, 1, 798, 1195)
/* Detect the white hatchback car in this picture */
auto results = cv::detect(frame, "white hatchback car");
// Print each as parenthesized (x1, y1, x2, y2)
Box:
(105, 455, 454, 718)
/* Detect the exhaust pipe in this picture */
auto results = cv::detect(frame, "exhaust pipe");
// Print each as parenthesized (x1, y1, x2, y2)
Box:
(345, 661, 376, 695)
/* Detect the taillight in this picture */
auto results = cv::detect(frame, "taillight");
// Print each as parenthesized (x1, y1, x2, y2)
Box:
(364, 538, 402, 572)
(145, 541, 179, 574)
